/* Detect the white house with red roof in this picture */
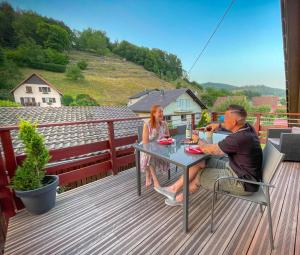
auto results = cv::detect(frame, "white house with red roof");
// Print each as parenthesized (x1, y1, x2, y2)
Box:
(11, 73, 63, 107)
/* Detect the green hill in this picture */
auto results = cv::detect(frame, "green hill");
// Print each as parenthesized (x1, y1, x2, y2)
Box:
(19, 50, 177, 105)
(201, 82, 285, 97)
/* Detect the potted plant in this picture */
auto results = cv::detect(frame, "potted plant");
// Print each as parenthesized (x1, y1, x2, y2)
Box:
(11, 119, 58, 214)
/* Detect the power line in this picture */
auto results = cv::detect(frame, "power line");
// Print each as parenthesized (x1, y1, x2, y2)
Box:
(187, 0, 236, 77)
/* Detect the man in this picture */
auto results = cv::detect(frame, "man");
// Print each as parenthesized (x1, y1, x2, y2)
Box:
(155, 104, 263, 206)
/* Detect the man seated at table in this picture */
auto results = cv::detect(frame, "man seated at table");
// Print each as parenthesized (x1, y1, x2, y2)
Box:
(155, 104, 263, 206)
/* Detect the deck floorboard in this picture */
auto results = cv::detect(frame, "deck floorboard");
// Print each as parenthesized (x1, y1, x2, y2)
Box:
(4, 162, 300, 255)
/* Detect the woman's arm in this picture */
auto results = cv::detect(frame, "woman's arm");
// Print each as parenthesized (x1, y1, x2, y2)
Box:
(142, 122, 149, 144)
(164, 121, 170, 136)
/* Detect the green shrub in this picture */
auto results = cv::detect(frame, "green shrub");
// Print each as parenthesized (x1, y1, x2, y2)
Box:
(250, 105, 271, 113)
(29, 62, 66, 72)
(213, 97, 251, 112)
(70, 93, 98, 106)
(11, 120, 50, 191)
(77, 60, 88, 70)
(61, 95, 74, 106)
(197, 110, 211, 127)
(66, 65, 84, 80)
(0, 100, 21, 107)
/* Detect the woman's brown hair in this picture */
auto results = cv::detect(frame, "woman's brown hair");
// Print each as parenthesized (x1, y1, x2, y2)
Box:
(150, 105, 162, 129)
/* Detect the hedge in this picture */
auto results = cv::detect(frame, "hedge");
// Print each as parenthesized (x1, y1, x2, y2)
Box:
(29, 62, 66, 72)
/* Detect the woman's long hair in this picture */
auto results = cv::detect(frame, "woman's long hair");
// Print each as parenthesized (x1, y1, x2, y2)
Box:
(150, 105, 162, 129)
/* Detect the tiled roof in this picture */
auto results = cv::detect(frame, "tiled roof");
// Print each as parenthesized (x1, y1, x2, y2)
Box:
(129, 88, 206, 112)
(0, 106, 140, 156)
(128, 89, 160, 99)
(252, 96, 279, 107)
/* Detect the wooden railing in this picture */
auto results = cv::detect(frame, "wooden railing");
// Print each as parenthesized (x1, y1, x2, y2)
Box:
(211, 111, 300, 143)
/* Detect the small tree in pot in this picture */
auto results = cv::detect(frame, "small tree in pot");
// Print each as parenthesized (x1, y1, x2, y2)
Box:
(11, 119, 59, 214)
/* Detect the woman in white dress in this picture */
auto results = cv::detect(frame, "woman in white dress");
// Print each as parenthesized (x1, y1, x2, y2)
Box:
(140, 105, 170, 188)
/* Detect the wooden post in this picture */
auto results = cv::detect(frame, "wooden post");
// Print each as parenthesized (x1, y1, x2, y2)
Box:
(0, 131, 17, 178)
(0, 131, 19, 215)
(107, 121, 117, 175)
(191, 113, 195, 130)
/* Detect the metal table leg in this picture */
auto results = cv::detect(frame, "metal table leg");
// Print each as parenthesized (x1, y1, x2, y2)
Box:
(183, 166, 189, 232)
(135, 150, 141, 196)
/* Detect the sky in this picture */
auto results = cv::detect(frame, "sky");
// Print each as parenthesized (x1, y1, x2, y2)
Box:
(7, 0, 285, 89)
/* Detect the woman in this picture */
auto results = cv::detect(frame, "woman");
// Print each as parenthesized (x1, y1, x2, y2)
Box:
(140, 105, 170, 188)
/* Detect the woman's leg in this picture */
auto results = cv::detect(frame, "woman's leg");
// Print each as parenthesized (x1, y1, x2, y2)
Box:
(149, 165, 160, 188)
(145, 168, 152, 188)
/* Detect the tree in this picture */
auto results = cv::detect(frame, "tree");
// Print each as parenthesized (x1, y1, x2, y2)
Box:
(201, 88, 232, 107)
(70, 94, 98, 106)
(0, 2, 16, 47)
(76, 28, 110, 54)
(37, 22, 71, 51)
(65, 65, 84, 80)
(61, 95, 74, 106)
(250, 105, 271, 113)
(213, 97, 251, 112)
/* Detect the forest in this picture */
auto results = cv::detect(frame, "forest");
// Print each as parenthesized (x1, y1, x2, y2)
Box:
(0, 2, 184, 102)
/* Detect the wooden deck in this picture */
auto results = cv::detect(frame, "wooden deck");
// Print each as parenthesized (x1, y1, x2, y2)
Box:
(4, 162, 300, 255)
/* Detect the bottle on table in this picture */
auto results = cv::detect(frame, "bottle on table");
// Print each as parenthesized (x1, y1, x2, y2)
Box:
(186, 119, 192, 139)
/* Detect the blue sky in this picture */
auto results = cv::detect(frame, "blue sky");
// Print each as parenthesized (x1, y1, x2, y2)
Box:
(7, 0, 285, 89)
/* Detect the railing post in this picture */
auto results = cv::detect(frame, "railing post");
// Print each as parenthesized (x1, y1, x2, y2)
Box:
(191, 113, 195, 130)
(0, 131, 19, 215)
(107, 121, 117, 175)
(211, 112, 218, 122)
(254, 113, 261, 135)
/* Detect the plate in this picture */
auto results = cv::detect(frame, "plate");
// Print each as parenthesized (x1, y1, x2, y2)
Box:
(185, 146, 203, 154)
(157, 138, 175, 145)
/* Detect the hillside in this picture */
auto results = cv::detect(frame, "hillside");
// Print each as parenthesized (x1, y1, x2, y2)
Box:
(201, 82, 285, 97)
(19, 51, 177, 105)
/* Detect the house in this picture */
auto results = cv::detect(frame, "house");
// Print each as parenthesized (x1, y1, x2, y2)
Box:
(128, 88, 207, 126)
(252, 96, 279, 112)
(213, 96, 246, 109)
(0, 106, 140, 156)
(128, 89, 160, 106)
(11, 73, 63, 107)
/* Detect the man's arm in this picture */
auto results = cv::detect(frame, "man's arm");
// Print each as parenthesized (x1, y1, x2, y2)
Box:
(199, 142, 225, 156)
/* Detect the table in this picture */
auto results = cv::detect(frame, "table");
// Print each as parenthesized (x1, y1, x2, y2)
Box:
(133, 132, 228, 232)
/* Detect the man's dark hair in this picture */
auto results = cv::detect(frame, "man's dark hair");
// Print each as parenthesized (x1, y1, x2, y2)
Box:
(227, 104, 247, 119)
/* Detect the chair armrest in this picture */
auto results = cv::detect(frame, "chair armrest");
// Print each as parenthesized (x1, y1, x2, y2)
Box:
(267, 128, 291, 138)
(213, 176, 275, 192)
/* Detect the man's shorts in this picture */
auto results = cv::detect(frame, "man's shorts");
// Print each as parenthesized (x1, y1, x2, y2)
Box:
(198, 157, 253, 196)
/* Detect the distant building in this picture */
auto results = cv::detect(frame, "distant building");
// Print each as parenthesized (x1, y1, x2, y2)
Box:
(213, 96, 246, 109)
(128, 88, 207, 126)
(11, 73, 63, 107)
(252, 96, 279, 112)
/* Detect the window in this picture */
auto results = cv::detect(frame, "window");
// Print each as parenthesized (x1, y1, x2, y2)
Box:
(20, 97, 36, 106)
(39, 87, 51, 94)
(25, 86, 32, 93)
(42, 98, 46, 103)
(181, 115, 187, 121)
(176, 98, 191, 110)
(165, 116, 171, 122)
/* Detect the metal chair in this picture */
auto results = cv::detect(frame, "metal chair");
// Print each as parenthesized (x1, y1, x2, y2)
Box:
(210, 142, 285, 250)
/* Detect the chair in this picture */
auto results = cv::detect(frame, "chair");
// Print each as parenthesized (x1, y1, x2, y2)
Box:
(210, 142, 284, 250)
(267, 128, 300, 161)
